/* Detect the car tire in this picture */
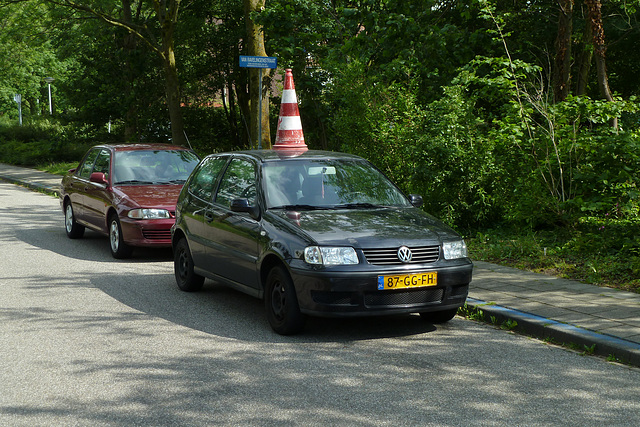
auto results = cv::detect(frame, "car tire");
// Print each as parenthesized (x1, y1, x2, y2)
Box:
(64, 202, 85, 239)
(109, 214, 133, 259)
(419, 308, 458, 323)
(173, 238, 205, 291)
(265, 265, 305, 335)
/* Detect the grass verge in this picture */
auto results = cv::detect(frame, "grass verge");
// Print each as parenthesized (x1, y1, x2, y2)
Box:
(467, 228, 640, 294)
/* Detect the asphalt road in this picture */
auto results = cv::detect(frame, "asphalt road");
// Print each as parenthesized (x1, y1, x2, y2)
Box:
(1, 182, 640, 426)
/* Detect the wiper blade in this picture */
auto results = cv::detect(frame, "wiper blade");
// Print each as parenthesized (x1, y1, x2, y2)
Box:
(156, 179, 186, 184)
(334, 203, 385, 209)
(114, 180, 154, 185)
(271, 204, 329, 211)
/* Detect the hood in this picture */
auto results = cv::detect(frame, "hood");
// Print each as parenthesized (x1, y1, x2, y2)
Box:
(115, 185, 183, 211)
(270, 207, 461, 247)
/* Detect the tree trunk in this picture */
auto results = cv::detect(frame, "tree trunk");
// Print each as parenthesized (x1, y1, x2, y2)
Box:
(553, 0, 573, 103)
(154, 0, 187, 146)
(575, 15, 593, 96)
(585, 0, 618, 130)
(243, 0, 271, 149)
(121, 0, 138, 141)
(163, 45, 187, 145)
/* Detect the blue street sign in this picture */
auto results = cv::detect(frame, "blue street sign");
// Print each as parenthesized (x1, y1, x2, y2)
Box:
(239, 55, 277, 69)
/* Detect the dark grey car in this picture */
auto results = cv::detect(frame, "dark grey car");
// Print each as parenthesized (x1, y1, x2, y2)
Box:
(171, 150, 473, 334)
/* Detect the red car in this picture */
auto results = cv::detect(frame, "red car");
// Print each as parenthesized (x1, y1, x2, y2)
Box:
(60, 144, 200, 258)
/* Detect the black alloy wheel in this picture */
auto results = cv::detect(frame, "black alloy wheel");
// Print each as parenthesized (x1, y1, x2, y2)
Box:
(174, 237, 205, 291)
(264, 265, 304, 335)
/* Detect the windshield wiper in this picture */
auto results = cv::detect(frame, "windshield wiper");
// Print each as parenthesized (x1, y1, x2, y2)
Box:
(334, 203, 386, 209)
(270, 204, 330, 211)
(156, 179, 186, 184)
(114, 179, 154, 185)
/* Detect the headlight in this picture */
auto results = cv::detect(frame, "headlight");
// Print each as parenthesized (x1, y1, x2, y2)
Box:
(304, 246, 359, 265)
(442, 240, 468, 259)
(127, 208, 171, 219)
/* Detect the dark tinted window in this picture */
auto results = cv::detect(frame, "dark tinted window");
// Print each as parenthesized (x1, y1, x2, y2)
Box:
(188, 156, 228, 201)
(215, 158, 257, 208)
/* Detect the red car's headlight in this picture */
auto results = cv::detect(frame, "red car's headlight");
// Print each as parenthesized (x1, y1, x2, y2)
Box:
(127, 208, 171, 219)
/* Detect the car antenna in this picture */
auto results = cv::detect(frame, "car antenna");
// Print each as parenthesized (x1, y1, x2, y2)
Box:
(183, 130, 194, 150)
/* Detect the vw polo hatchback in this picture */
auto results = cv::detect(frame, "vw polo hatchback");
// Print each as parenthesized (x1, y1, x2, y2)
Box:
(172, 150, 473, 334)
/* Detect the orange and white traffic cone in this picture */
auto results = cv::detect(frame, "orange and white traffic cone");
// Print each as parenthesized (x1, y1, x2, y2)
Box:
(273, 69, 308, 155)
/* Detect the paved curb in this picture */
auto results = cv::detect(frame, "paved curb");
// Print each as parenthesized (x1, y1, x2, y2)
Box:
(466, 298, 640, 367)
(0, 175, 59, 197)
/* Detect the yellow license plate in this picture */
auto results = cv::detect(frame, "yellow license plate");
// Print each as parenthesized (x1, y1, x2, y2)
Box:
(377, 272, 438, 290)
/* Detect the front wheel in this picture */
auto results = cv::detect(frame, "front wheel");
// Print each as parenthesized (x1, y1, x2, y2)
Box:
(173, 237, 204, 291)
(264, 266, 305, 335)
(419, 308, 459, 323)
(64, 202, 85, 239)
(109, 214, 133, 259)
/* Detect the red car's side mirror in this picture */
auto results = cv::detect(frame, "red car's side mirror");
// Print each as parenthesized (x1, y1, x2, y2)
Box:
(90, 172, 109, 186)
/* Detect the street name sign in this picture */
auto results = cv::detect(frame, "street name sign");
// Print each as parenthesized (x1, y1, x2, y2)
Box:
(239, 56, 277, 69)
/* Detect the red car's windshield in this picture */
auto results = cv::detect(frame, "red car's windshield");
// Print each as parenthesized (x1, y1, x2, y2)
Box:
(113, 150, 199, 185)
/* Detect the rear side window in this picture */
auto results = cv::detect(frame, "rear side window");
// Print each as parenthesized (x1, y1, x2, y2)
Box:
(188, 156, 228, 201)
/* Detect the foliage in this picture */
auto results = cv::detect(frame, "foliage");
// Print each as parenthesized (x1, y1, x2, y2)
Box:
(468, 225, 640, 292)
(1, 0, 639, 291)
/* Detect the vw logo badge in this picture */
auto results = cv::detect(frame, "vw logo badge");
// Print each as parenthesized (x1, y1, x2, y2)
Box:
(397, 246, 413, 263)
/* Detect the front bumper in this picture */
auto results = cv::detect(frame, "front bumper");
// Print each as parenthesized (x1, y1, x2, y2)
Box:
(289, 261, 473, 317)
(119, 216, 175, 248)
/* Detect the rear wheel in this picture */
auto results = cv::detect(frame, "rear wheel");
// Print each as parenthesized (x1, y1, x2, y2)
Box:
(174, 237, 204, 291)
(419, 308, 458, 323)
(64, 202, 85, 239)
(109, 214, 133, 259)
(265, 266, 304, 335)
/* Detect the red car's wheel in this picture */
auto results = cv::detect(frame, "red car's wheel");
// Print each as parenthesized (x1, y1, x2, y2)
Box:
(64, 202, 85, 239)
(109, 214, 133, 259)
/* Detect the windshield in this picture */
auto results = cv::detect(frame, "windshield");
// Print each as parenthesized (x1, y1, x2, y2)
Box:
(113, 150, 199, 185)
(263, 158, 411, 209)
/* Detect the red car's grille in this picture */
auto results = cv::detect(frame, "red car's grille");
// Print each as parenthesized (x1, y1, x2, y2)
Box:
(142, 230, 172, 240)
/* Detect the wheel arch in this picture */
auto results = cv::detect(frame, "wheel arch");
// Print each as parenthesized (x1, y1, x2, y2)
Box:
(172, 228, 186, 248)
(259, 253, 289, 297)
(62, 195, 74, 214)
(106, 207, 119, 228)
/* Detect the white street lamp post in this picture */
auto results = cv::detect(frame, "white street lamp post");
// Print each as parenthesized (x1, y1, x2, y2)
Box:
(44, 77, 55, 114)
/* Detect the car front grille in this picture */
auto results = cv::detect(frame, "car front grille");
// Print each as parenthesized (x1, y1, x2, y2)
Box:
(364, 288, 444, 306)
(142, 229, 172, 240)
(362, 245, 440, 265)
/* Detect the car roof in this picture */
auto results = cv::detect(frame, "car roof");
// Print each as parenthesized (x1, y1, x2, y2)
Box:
(207, 149, 367, 163)
(92, 143, 194, 152)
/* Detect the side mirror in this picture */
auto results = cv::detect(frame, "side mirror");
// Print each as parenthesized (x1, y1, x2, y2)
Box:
(231, 198, 260, 220)
(409, 194, 423, 208)
(89, 172, 108, 186)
